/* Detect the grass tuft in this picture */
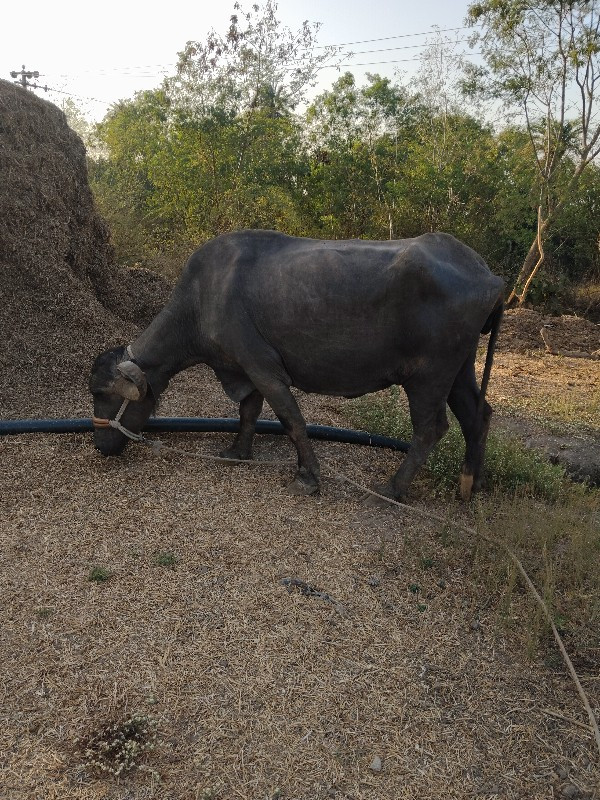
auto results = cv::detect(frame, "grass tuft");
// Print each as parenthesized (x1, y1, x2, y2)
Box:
(154, 551, 178, 568)
(78, 713, 158, 777)
(88, 566, 111, 583)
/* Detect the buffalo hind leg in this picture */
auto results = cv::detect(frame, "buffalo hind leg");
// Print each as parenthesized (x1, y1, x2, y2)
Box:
(447, 355, 492, 499)
(220, 390, 264, 460)
(371, 391, 450, 503)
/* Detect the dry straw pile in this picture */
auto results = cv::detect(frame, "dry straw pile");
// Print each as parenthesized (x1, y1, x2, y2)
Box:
(498, 308, 600, 355)
(1, 83, 599, 799)
(0, 78, 170, 419)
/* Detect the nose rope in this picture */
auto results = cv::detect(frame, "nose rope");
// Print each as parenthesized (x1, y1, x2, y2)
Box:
(92, 398, 145, 442)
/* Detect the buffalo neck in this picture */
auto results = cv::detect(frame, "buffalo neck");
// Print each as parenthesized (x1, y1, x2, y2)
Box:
(130, 297, 201, 394)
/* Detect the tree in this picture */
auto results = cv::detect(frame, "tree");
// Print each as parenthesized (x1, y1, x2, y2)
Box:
(466, 0, 600, 305)
(305, 72, 418, 239)
(61, 97, 100, 156)
(304, 68, 511, 256)
(158, 1, 333, 241)
(90, 90, 174, 265)
(90, 4, 325, 270)
(167, 0, 340, 116)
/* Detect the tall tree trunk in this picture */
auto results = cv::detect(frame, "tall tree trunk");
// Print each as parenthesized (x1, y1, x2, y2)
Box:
(506, 208, 549, 308)
(507, 156, 593, 308)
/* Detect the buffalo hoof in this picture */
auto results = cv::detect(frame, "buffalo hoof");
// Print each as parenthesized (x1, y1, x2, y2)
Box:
(459, 471, 474, 502)
(361, 483, 402, 508)
(219, 446, 252, 462)
(287, 476, 319, 496)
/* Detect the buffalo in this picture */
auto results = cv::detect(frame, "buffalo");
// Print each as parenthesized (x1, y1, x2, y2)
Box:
(90, 230, 504, 501)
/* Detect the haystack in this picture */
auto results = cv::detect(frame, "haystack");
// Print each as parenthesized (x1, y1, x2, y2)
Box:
(0, 80, 171, 419)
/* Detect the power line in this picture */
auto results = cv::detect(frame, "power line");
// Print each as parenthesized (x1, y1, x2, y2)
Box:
(347, 37, 471, 57)
(318, 25, 475, 48)
(44, 38, 477, 84)
(32, 83, 112, 105)
(52, 63, 176, 78)
(40, 27, 479, 81)
(312, 52, 481, 71)
(332, 54, 482, 69)
(21, 25, 481, 111)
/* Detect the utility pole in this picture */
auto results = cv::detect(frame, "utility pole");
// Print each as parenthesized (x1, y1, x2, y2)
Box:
(10, 65, 48, 92)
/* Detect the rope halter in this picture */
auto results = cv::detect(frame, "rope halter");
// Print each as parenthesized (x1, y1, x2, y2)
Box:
(92, 398, 145, 441)
(91, 346, 146, 442)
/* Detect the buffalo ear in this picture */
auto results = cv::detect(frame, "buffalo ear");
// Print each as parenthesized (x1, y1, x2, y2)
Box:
(113, 360, 148, 401)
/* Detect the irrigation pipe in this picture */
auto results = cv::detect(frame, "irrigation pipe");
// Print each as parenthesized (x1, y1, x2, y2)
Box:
(0, 416, 410, 453)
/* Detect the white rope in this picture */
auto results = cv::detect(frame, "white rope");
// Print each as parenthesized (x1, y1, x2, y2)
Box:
(107, 399, 145, 442)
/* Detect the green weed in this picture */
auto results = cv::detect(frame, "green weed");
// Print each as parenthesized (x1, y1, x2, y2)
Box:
(347, 387, 567, 499)
(154, 551, 178, 568)
(88, 566, 111, 583)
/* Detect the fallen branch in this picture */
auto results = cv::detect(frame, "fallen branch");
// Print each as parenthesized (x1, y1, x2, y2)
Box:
(543, 707, 596, 733)
(279, 576, 348, 617)
(540, 326, 600, 360)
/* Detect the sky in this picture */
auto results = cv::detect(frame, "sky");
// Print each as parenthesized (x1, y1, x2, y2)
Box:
(1, 0, 477, 120)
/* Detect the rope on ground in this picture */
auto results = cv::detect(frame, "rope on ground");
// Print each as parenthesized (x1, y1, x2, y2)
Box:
(325, 463, 600, 759)
(139, 435, 295, 467)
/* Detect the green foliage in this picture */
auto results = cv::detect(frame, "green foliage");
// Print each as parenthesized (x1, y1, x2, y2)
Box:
(524, 270, 570, 312)
(88, 566, 111, 583)
(86, 1, 600, 294)
(154, 551, 177, 568)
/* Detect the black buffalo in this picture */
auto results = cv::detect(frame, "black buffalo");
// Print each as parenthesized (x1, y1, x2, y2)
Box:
(90, 230, 504, 501)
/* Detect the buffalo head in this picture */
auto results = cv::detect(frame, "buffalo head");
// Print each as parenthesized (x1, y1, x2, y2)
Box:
(89, 346, 156, 455)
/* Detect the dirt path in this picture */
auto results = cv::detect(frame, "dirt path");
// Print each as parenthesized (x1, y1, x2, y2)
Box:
(488, 350, 600, 486)
(2, 366, 598, 800)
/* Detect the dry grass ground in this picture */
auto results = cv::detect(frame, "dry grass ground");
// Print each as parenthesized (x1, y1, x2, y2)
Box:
(2, 363, 600, 800)
(490, 309, 599, 439)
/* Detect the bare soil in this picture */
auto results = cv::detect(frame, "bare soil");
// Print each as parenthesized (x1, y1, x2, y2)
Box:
(488, 318, 600, 487)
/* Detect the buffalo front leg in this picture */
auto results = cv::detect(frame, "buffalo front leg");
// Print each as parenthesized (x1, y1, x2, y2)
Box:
(220, 390, 264, 460)
(252, 380, 320, 495)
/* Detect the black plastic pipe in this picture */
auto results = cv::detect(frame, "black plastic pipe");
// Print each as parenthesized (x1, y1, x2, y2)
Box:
(0, 417, 410, 452)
